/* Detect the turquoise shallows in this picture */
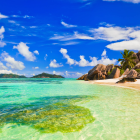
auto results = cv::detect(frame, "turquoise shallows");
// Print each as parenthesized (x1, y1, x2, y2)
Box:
(0, 78, 140, 140)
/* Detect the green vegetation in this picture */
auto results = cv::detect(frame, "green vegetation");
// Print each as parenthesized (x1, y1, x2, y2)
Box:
(135, 69, 140, 73)
(118, 49, 136, 70)
(107, 67, 116, 76)
(0, 95, 95, 133)
(31, 72, 64, 78)
(120, 69, 124, 75)
(0, 74, 26, 78)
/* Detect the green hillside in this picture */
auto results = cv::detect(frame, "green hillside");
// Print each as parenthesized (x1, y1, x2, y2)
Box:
(0, 74, 26, 78)
(31, 73, 64, 78)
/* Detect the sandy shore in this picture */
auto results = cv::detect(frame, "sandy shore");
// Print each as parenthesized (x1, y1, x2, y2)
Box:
(83, 78, 140, 91)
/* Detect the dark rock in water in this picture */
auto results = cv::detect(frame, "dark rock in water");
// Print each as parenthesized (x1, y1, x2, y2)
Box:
(77, 74, 88, 80)
(107, 68, 120, 79)
(114, 65, 122, 69)
(123, 68, 130, 76)
(117, 78, 137, 83)
(106, 64, 114, 73)
(88, 64, 106, 79)
(133, 62, 140, 69)
(126, 69, 138, 78)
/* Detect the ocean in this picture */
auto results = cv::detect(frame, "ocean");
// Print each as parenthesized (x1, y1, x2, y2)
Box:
(0, 78, 140, 140)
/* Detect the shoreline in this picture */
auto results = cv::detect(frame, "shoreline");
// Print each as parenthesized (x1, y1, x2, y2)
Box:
(81, 78, 140, 91)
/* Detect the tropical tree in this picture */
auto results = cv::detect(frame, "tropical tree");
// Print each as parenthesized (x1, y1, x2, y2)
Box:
(118, 49, 136, 70)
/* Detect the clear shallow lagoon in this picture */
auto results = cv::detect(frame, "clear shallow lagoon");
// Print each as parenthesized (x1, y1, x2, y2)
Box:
(0, 78, 140, 140)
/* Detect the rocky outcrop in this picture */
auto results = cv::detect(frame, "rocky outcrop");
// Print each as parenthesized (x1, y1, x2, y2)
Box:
(88, 64, 106, 80)
(114, 65, 122, 69)
(137, 74, 140, 79)
(133, 62, 140, 69)
(106, 64, 114, 73)
(132, 53, 139, 64)
(107, 68, 120, 79)
(117, 78, 137, 83)
(126, 69, 138, 78)
(77, 74, 88, 80)
(123, 68, 130, 76)
(136, 51, 140, 60)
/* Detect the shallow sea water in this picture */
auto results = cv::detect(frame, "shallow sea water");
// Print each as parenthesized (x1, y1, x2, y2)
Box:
(0, 78, 140, 140)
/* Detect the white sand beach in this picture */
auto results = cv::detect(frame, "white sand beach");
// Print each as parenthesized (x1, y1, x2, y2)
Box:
(83, 78, 140, 91)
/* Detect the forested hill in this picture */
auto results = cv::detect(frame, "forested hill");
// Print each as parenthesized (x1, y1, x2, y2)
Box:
(0, 74, 26, 78)
(31, 73, 64, 78)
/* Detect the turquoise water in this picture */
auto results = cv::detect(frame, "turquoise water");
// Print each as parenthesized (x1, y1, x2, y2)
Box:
(0, 78, 140, 140)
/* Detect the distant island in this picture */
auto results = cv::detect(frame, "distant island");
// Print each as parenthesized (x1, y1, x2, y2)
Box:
(31, 72, 64, 78)
(0, 74, 26, 78)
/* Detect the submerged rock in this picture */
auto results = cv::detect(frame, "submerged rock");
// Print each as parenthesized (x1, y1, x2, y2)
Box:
(117, 78, 137, 83)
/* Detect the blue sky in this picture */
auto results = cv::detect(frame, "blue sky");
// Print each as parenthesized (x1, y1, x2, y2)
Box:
(0, 0, 140, 78)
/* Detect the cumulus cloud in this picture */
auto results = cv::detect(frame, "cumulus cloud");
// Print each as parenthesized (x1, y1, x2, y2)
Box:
(0, 13, 8, 19)
(49, 59, 63, 68)
(0, 62, 7, 70)
(34, 50, 39, 55)
(32, 67, 39, 69)
(61, 21, 77, 28)
(103, 0, 140, 4)
(0, 26, 6, 47)
(0, 70, 13, 74)
(13, 42, 36, 61)
(60, 48, 117, 67)
(1, 52, 25, 70)
(60, 48, 78, 65)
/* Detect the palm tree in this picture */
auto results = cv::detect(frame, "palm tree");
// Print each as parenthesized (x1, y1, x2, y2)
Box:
(118, 49, 136, 70)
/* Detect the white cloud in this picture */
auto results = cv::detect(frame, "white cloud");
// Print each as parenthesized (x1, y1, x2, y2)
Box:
(44, 54, 48, 60)
(0, 26, 6, 47)
(23, 15, 33, 18)
(90, 26, 133, 41)
(13, 42, 36, 61)
(32, 67, 39, 69)
(101, 49, 107, 56)
(62, 42, 79, 46)
(46, 66, 49, 69)
(53, 71, 64, 75)
(0, 26, 5, 36)
(0, 70, 13, 74)
(61, 21, 77, 28)
(30, 26, 37, 28)
(0, 42, 6, 47)
(21, 26, 26, 29)
(103, 0, 140, 4)
(8, 20, 16, 23)
(49, 59, 63, 68)
(60, 48, 117, 67)
(1, 52, 25, 70)
(60, 48, 78, 65)
(34, 50, 39, 55)
(0, 62, 7, 70)
(0, 13, 8, 19)
(50, 31, 95, 41)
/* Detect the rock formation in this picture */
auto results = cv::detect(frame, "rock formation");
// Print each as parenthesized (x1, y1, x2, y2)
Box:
(107, 68, 120, 79)
(133, 62, 140, 69)
(117, 78, 137, 83)
(126, 69, 138, 78)
(123, 68, 130, 76)
(77, 74, 88, 80)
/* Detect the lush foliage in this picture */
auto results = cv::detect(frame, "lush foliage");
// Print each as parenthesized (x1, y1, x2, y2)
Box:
(118, 49, 136, 70)
(135, 69, 140, 73)
(31, 72, 64, 78)
(0, 74, 26, 78)
(120, 69, 124, 75)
